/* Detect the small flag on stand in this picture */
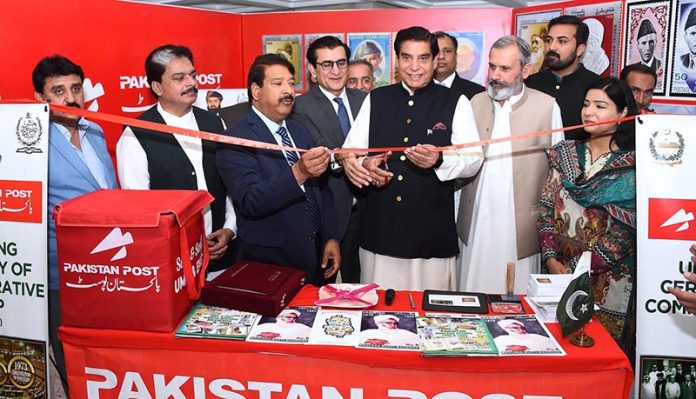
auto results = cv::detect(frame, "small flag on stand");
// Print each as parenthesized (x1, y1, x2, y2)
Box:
(556, 252, 594, 337)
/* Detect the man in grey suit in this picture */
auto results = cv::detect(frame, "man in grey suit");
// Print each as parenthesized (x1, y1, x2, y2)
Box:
(293, 36, 367, 283)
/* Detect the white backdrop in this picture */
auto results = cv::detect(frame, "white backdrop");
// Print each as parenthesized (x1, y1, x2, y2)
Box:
(0, 103, 49, 396)
(636, 114, 696, 396)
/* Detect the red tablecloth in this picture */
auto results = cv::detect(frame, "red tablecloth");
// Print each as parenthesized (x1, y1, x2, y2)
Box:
(60, 286, 633, 398)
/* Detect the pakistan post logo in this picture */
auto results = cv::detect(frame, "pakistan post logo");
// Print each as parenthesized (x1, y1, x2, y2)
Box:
(15, 113, 43, 154)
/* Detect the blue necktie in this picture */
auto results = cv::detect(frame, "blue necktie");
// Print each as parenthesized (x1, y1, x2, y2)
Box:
(333, 97, 351, 137)
(276, 126, 321, 234)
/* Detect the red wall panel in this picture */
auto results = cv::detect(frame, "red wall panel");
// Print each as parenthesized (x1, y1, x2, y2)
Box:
(0, 2, 512, 154)
(0, 0, 244, 153)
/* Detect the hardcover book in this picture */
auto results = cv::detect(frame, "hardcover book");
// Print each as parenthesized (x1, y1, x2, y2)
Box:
(200, 260, 306, 316)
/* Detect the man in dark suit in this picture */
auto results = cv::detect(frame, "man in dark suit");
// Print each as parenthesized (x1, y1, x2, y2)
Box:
(620, 63, 656, 113)
(217, 54, 340, 285)
(432, 31, 484, 99)
(293, 35, 366, 283)
(682, 373, 696, 399)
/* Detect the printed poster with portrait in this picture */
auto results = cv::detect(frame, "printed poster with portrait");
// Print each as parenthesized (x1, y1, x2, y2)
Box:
(635, 114, 696, 398)
(670, 0, 696, 97)
(263, 34, 303, 91)
(623, 0, 672, 95)
(246, 306, 318, 344)
(516, 10, 562, 74)
(303, 33, 345, 91)
(566, 2, 623, 77)
(348, 33, 392, 88)
(451, 32, 486, 86)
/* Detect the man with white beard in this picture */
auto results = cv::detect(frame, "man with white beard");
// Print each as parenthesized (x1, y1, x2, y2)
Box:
(457, 36, 563, 294)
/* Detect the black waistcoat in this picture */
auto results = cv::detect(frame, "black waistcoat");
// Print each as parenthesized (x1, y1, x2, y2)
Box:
(128, 106, 227, 232)
(360, 82, 460, 258)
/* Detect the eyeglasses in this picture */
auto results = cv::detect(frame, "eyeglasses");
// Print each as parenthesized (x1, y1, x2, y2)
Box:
(317, 59, 348, 71)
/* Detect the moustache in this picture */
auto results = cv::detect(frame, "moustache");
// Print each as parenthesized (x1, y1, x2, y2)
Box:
(546, 51, 560, 59)
(44, 98, 82, 108)
(488, 79, 507, 88)
(182, 86, 198, 96)
(279, 94, 294, 103)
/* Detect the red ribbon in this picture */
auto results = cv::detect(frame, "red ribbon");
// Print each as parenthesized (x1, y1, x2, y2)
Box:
(47, 102, 639, 155)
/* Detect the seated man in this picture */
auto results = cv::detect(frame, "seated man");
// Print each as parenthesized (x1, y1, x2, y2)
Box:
(216, 54, 340, 285)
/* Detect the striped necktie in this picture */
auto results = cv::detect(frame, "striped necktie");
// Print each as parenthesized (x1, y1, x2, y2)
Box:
(276, 126, 321, 234)
(333, 97, 351, 137)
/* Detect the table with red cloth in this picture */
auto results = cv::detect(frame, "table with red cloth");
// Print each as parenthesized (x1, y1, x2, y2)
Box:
(59, 286, 633, 399)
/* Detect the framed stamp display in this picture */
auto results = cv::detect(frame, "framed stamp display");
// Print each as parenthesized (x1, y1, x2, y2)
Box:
(422, 290, 489, 314)
(623, 0, 672, 95)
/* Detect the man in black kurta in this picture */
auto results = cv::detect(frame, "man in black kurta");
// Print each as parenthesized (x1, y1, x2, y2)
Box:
(338, 26, 483, 290)
(525, 15, 600, 140)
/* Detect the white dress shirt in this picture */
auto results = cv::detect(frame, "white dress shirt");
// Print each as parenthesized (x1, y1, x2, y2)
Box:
(55, 118, 110, 189)
(434, 72, 457, 89)
(116, 103, 237, 236)
(317, 85, 355, 124)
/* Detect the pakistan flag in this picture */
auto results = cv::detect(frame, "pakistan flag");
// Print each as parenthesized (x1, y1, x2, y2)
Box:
(556, 252, 595, 337)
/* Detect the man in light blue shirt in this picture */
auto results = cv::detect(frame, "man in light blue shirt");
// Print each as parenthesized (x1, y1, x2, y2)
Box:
(32, 55, 117, 394)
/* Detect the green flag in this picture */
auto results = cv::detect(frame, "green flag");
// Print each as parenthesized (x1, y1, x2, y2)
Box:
(556, 252, 594, 337)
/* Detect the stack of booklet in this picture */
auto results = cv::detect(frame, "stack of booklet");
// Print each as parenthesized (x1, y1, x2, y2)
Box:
(525, 297, 561, 323)
(176, 303, 259, 340)
(177, 303, 422, 351)
(526, 274, 573, 323)
(417, 314, 565, 357)
(526, 274, 573, 297)
(177, 304, 566, 357)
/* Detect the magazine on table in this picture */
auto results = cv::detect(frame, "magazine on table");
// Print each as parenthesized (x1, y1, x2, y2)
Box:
(417, 316, 498, 356)
(482, 314, 566, 356)
(175, 302, 259, 340)
(308, 309, 362, 346)
(357, 311, 420, 351)
(246, 306, 318, 344)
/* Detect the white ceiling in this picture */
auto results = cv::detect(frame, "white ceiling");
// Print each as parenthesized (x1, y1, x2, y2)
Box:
(126, 0, 545, 13)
